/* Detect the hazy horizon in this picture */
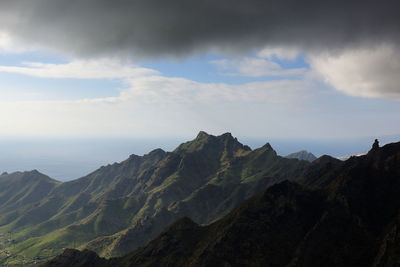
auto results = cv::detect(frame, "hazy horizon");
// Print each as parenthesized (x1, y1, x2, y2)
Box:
(1, 133, 398, 181)
(0, 1, 399, 179)
(0, 2, 399, 142)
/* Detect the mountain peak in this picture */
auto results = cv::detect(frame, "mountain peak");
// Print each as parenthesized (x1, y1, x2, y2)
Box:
(195, 131, 234, 141)
(186, 131, 242, 149)
(286, 150, 317, 162)
(128, 153, 141, 159)
(373, 139, 379, 149)
(24, 169, 45, 176)
(196, 131, 210, 139)
(219, 132, 233, 138)
(174, 132, 251, 164)
(367, 140, 400, 159)
(252, 142, 277, 157)
(368, 138, 380, 154)
(146, 148, 166, 157)
(261, 142, 274, 151)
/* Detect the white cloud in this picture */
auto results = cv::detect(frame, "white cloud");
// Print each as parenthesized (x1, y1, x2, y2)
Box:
(118, 75, 313, 104)
(308, 45, 400, 100)
(1, 47, 398, 139)
(0, 58, 159, 79)
(211, 57, 306, 77)
(0, 72, 314, 137)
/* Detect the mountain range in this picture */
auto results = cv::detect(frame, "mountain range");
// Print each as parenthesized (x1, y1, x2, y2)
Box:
(0, 131, 309, 266)
(42, 139, 400, 267)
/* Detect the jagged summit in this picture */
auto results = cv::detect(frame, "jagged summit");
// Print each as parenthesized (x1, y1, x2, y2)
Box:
(196, 130, 211, 139)
(128, 153, 140, 159)
(176, 131, 249, 155)
(286, 150, 317, 162)
(368, 138, 380, 154)
(195, 131, 234, 140)
(2, 131, 307, 263)
(252, 142, 277, 156)
(43, 139, 400, 267)
(367, 139, 400, 160)
(219, 132, 234, 138)
(261, 142, 273, 150)
(373, 138, 379, 149)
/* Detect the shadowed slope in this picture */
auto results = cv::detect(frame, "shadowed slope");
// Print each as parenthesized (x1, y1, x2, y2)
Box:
(43, 140, 400, 267)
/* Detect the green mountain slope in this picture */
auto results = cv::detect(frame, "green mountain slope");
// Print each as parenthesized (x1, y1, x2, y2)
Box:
(42, 140, 400, 267)
(0, 131, 308, 265)
(0, 171, 60, 226)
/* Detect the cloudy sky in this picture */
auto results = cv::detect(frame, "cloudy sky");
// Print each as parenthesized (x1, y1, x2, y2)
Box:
(0, 0, 399, 140)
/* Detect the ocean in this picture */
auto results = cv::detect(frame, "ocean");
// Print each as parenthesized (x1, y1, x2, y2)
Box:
(0, 135, 398, 181)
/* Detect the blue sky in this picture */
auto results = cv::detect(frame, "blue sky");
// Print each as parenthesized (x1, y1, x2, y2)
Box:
(0, 1, 399, 179)
(0, 1, 398, 141)
(0, 49, 310, 100)
(0, 45, 399, 141)
(142, 51, 308, 84)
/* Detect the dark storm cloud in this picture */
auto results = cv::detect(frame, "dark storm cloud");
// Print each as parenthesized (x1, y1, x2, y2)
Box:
(0, 0, 399, 58)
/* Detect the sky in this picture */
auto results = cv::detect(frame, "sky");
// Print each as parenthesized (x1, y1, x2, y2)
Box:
(0, 1, 399, 142)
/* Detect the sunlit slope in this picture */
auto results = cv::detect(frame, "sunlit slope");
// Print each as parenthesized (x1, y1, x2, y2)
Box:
(0, 132, 308, 265)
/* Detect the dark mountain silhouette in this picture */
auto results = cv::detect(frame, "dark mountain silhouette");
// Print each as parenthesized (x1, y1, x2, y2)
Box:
(42, 140, 400, 267)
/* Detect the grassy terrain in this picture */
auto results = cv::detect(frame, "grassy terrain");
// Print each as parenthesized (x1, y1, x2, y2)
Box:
(0, 131, 309, 265)
(43, 140, 400, 267)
